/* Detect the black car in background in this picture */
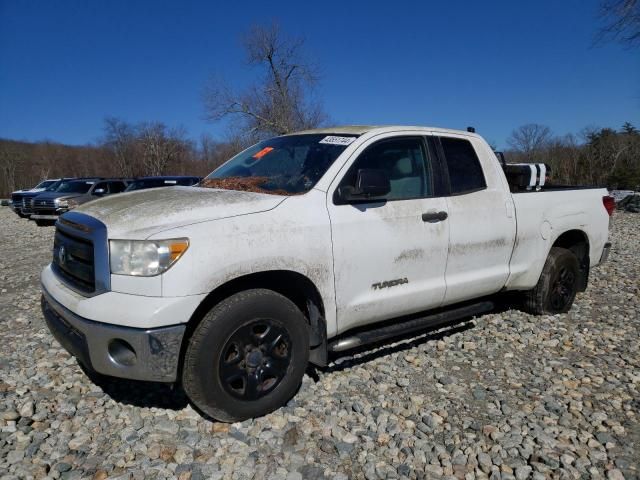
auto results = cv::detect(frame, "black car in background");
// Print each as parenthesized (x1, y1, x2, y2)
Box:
(124, 176, 201, 191)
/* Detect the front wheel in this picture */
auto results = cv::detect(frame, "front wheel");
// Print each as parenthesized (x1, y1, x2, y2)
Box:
(523, 247, 580, 315)
(182, 289, 309, 422)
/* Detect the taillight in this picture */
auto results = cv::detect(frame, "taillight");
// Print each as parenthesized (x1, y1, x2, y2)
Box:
(602, 196, 615, 216)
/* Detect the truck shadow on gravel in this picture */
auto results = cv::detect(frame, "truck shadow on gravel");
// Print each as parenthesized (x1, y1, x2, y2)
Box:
(309, 296, 515, 379)
(80, 300, 513, 413)
(80, 365, 189, 410)
(310, 319, 475, 380)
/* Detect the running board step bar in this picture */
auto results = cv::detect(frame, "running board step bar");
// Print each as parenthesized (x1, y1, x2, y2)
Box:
(328, 301, 494, 353)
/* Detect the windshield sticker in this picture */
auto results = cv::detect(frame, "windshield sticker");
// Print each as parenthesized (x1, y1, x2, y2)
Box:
(319, 136, 356, 146)
(252, 146, 274, 159)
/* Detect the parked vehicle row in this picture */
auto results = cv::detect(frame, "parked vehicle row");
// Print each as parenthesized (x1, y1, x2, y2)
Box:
(9, 176, 201, 225)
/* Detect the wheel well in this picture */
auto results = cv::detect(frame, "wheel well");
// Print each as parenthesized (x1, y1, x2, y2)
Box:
(177, 270, 327, 376)
(552, 229, 590, 291)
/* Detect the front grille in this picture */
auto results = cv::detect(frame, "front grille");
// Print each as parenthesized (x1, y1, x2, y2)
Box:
(22, 197, 34, 214)
(52, 228, 96, 294)
(34, 198, 56, 210)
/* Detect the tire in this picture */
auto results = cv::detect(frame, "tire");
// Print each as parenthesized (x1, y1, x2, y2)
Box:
(182, 289, 309, 422)
(523, 247, 580, 315)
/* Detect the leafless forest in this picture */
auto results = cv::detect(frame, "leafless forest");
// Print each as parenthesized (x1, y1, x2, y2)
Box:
(2, 2, 639, 197)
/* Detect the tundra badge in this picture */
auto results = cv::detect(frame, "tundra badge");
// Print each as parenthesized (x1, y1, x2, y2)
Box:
(372, 278, 409, 290)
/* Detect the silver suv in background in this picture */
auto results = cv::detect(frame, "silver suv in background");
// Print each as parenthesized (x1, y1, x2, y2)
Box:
(30, 179, 129, 225)
(10, 179, 61, 217)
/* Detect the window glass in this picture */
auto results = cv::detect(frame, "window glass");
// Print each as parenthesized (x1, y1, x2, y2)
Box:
(341, 137, 430, 201)
(177, 177, 199, 186)
(109, 181, 126, 193)
(56, 181, 94, 194)
(440, 137, 486, 194)
(204, 134, 355, 195)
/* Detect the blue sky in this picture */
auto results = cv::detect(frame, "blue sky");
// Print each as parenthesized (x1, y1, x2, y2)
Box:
(0, 0, 638, 149)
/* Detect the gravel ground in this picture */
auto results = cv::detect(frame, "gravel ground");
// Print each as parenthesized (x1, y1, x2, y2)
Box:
(0, 207, 638, 480)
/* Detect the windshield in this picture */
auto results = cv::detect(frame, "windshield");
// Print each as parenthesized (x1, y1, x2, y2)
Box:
(202, 134, 357, 195)
(55, 181, 94, 194)
(125, 177, 197, 191)
(46, 180, 63, 191)
(35, 180, 56, 189)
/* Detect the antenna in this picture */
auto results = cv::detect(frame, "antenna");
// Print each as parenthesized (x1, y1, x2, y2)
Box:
(467, 126, 476, 133)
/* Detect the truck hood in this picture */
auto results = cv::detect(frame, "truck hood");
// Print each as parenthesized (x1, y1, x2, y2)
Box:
(74, 186, 287, 238)
(34, 191, 82, 201)
(12, 187, 45, 194)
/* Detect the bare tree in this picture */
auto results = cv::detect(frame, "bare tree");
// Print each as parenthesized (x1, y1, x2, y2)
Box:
(0, 146, 22, 194)
(103, 117, 138, 177)
(596, 0, 640, 48)
(203, 24, 327, 138)
(139, 122, 188, 176)
(507, 124, 553, 161)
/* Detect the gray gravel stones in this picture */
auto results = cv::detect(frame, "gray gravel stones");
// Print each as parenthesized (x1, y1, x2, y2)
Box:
(1, 208, 639, 479)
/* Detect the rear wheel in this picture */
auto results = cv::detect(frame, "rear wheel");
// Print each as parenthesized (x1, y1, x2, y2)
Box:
(523, 247, 580, 315)
(182, 289, 309, 422)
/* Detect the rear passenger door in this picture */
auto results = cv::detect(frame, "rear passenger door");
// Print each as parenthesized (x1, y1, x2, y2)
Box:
(328, 134, 450, 333)
(437, 134, 516, 305)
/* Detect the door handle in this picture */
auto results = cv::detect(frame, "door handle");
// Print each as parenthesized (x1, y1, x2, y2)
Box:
(422, 211, 448, 222)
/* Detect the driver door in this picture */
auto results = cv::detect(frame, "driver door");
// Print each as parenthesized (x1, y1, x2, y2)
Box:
(327, 134, 450, 334)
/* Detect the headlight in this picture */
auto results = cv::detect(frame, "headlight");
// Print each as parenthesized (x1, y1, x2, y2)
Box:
(55, 198, 68, 208)
(109, 239, 189, 276)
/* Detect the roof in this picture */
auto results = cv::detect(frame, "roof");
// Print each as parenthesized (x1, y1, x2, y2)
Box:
(134, 175, 201, 180)
(288, 125, 379, 136)
(289, 125, 479, 137)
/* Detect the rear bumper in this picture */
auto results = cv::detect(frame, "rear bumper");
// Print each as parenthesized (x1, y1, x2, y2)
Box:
(599, 242, 612, 264)
(41, 284, 185, 382)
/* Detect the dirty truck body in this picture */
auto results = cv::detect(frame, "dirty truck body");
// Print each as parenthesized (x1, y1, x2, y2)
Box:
(41, 126, 612, 421)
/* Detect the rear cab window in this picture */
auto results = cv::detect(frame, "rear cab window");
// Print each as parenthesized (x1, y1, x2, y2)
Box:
(439, 137, 486, 195)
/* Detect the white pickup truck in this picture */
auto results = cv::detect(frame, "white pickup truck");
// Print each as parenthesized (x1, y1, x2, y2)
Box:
(41, 126, 613, 421)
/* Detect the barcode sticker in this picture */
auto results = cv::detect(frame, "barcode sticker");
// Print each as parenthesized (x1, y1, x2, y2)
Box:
(319, 136, 357, 146)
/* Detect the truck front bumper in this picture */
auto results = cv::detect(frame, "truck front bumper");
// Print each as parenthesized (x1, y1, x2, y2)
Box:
(41, 285, 185, 382)
(31, 214, 63, 220)
(31, 208, 68, 220)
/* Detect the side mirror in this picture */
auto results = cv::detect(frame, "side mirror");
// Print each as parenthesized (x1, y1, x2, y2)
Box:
(93, 188, 106, 196)
(336, 169, 390, 203)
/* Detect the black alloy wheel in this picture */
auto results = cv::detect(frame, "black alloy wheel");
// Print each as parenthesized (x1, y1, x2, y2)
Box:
(182, 289, 309, 422)
(219, 319, 292, 400)
(549, 266, 576, 311)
